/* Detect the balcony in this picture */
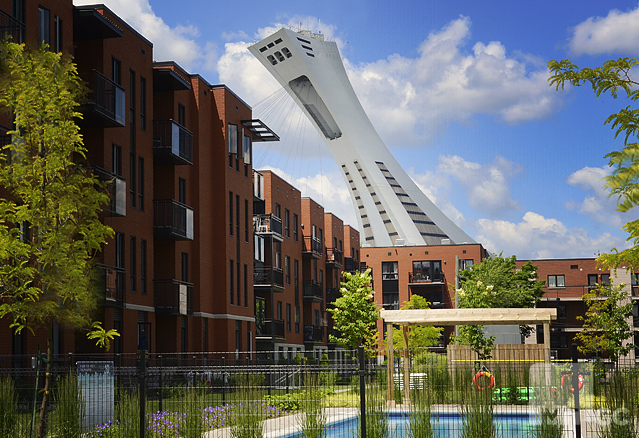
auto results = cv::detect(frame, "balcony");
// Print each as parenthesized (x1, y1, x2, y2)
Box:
(83, 70, 125, 127)
(256, 319, 285, 339)
(326, 249, 343, 268)
(254, 266, 284, 291)
(253, 214, 283, 240)
(153, 120, 193, 165)
(303, 280, 323, 302)
(304, 325, 324, 343)
(303, 236, 323, 258)
(326, 287, 339, 304)
(154, 279, 193, 316)
(96, 264, 125, 307)
(344, 256, 359, 273)
(0, 9, 25, 44)
(409, 271, 444, 284)
(94, 166, 126, 217)
(154, 199, 194, 240)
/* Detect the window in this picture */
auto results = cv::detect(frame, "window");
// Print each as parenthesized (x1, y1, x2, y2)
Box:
(285, 209, 290, 237)
(54, 15, 62, 53)
(178, 103, 185, 126)
(181, 252, 188, 282)
(235, 321, 241, 353)
(115, 232, 124, 269)
(460, 259, 474, 270)
(228, 124, 238, 166)
(275, 241, 281, 269)
(601, 274, 610, 286)
(547, 275, 565, 288)
(588, 274, 598, 287)
(112, 57, 121, 85)
(244, 264, 248, 307)
(275, 203, 281, 219)
(412, 260, 442, 282)
(130, 236, 136, 292)
(285, 256, 290, 284)
(237, 261, 241, 306)
(140, 239, 147, 294)
(286, 303, 291, 332)
(179, 178, 186, 204)
(382, 262, 398, 280)
(243, 132, 251, 164)
(295, 305, 300, 333)
(130, 153, 136, 208)
(293, 214, 298, 241)
(383, 292, 399, 310)
(236, 194, 240, 241)
(277, 301, 282, 321)
(140, 77, 147, 130)
(230, 260, 234, 304)
(244, 199, 249, 242)
(38, 7, 50, 47)
(112, 144, 122, 176)
(138, 157, 144, 211)
(314, 309, 320, 327)
(129, 70, 136, 151)
(229, 192, 233, 235)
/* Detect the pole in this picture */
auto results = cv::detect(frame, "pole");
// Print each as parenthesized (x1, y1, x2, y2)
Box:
(572, 343, 581, 438)
(358, 345, 366, 438)
(139, 349, 147, 438)
(222, 357, 226, 403)
(158, 355, 163, 412)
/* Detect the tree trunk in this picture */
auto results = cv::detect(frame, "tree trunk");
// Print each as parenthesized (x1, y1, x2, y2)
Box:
(36, 337, 52, 438)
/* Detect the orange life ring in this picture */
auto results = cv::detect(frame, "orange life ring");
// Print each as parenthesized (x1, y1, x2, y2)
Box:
(474, 370, 495, 390)
(561, 373, 584, 393)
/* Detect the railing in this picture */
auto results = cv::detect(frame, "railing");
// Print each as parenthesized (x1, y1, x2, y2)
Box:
(88, 70, 125, 126)
(94, 166, 126, 216)
(326, 287, 339, 304)
(304, 325, 324, 342)
(154, 279, 193, 316)
(97, 264, 125, 305)
(326, 248, 343, 267)
(153, 120, 193, 165)
(0, 9, 25, 43)
(256, 320, 285, 338)
(154, 199, 194, 240)
(253, 266, 284, 289)
(303, 280, 323, 301)
(409, 271, 444, 283)
(303, 236, 323, 256)
(253, 214, 283, 237)
(344, 256, 359, 273)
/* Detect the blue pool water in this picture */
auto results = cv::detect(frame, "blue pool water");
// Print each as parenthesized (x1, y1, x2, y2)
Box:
(288, 412, 535, 438)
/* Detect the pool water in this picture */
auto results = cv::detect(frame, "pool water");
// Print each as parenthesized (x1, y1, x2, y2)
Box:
(292, 413, 535, 438)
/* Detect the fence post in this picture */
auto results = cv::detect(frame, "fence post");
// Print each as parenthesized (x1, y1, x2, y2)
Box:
(139, 349, 147, 438)
(222, 357, 226, 403)
(572, 343, 581, 438)
(158, 355, 163, 412)
(358, 345, 366, 438)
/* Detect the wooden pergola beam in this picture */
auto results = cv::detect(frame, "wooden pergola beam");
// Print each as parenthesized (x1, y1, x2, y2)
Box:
(380, 308, 557, 326)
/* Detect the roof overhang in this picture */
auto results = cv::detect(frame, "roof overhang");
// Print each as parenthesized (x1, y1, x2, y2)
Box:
(73, 7, 123, 40)
(241, 119, 279, 142)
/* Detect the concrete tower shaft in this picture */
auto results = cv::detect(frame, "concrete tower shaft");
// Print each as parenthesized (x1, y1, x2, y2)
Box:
(249, 28, 475, 247)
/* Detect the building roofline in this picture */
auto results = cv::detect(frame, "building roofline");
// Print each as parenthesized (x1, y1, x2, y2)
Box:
(74, 4, 153, 47)
(205, 82, 252, 110)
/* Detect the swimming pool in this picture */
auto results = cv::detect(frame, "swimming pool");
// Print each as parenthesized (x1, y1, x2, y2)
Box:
(285, 412, 535, 438)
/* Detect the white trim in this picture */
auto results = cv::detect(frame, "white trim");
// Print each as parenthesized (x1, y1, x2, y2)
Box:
(125, 303, 155, 312)
(192, 312, 255, 322)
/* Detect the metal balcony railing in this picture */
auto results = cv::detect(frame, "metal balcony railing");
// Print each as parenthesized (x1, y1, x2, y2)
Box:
(256, 320, 285, 338)
(304, 325, 324, 343)
(88, 70, 125, 127)
(409, 271, 444, 283)
(303, 280, 323, 301)
(254, 266, 284, 289)
(154, 279, 193, 316)
(153, 120, 193, 165)
(96, 264, 125, 306)
(303, 236, 323, 256)
(94, 166, 126, 216)
(153, 199, 194, 240)
(326, 248, 343, 267)
(253, 214, 283, 238)
(0, 9, 25, 44)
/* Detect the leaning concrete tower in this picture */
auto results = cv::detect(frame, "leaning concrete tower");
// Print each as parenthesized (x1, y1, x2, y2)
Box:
(249, 28, 474, 247)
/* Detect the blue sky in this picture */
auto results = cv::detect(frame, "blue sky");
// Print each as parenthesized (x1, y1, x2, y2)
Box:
(74, 0, 639, 259)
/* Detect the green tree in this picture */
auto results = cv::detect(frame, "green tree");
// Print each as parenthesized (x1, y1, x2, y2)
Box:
(327, 269, 380, 355)
(451, 255, 544, 360)
(575, 281, 634, 363)
(0, 42, 117, 437)
(391, 295, 443, 352)
(548, 57, 639, 269)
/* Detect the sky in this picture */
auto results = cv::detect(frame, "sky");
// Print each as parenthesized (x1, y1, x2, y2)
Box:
(74, 0, 639, 260)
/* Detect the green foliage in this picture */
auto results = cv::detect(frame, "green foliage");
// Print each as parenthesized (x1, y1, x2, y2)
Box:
(263, 392, 302, 411)
(451, 255, 544, 360)
(391, 295, 443, 351)
(230, 386, 265, 438)
(459, 388, 495, 438)
(408, 389, 433, 438)
(548, 57, 639, 270)
(327, 269, 380, 355)
(575, 281, 634, 362)
(49, 373, 84, 438)
(0, 41, 114, 347)
(183, 388, 207, 438)
(299, 374, 327, 438)
(533, 409, 563, 438)
(0, 377, 17, 437)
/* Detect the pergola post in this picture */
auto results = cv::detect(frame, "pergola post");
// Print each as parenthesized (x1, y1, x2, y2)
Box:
(543, 322, 551, 364)
(386, 322, 395, 406)
(402, 325, 410, 404)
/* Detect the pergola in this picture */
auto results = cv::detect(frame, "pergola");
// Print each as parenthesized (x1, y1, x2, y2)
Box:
(380, 307, 558, 405)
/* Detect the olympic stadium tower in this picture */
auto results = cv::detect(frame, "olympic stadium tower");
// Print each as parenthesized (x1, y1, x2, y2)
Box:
(249, 28, 475, 247)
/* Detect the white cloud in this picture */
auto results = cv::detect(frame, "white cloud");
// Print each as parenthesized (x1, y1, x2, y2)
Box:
(408, 167, 466, 227)
(73, 0, 216, 73)
(475, 212, 627, 259)
(437, 155, 522, 216)
(569, 5, 639, 56)
(565, 166, 625, 227)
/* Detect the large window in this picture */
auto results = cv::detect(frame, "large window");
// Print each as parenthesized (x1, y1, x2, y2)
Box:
(382, 262, 398, 280)
(130, 236, 136, 292)
(228, 124, 238, 166)
(285, 209, 290, 237)
(140, 239, 147, 294)
(38, 7, 50, 47)
(140, 77, 147, 130)
(138, 157, 144, 211)
(293, 214, 298, 241)
(412, 260, 442, 282)
(547, 275, 565, 288)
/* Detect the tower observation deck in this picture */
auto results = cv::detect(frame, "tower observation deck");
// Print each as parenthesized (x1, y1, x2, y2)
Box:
(249, 28, 475, 247)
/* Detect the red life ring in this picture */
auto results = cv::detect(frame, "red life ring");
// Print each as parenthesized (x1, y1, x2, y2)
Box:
(561, 373, 584, 393)
(473, 371, 495, 390)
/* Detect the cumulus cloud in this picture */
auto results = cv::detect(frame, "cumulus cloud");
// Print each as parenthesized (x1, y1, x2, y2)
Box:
(569, 5, 639, 56)
(73, 0, 217, 73)
(475, 212, 628, 259)
(565, 166, 626, 227)
(437, 155, 522, 216)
